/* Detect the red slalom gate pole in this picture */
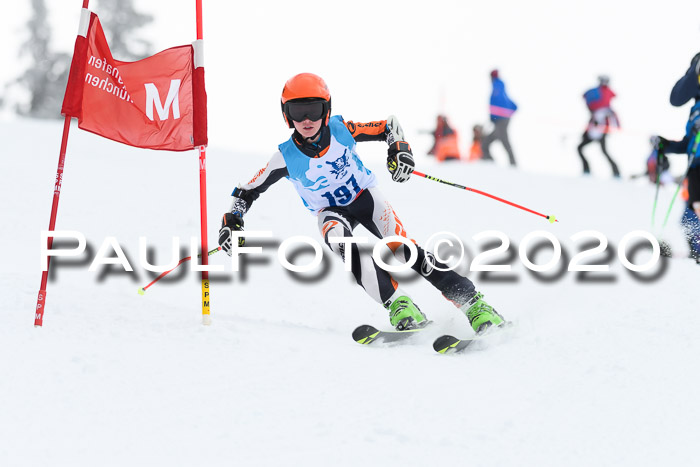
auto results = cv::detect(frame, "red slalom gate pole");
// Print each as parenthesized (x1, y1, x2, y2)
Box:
(198, 145, 211, 325)
(35, 0, 91, 327)
(196, 0, 203, 40)
(412, 170, 559, 223)
(195, 0, 211, 325)
(35, 116, 73, 326)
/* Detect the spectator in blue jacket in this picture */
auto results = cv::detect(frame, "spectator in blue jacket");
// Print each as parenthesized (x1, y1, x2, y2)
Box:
(482, 69, 518, 166)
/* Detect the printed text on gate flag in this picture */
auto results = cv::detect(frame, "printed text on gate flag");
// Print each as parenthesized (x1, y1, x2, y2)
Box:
(61, 11, 207, 151)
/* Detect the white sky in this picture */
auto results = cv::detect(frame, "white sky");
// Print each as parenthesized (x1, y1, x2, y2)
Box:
(1, 0, 699, 159)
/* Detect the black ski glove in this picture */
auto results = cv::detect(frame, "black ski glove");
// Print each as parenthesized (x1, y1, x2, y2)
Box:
(653, 136, 668, 168)
(387, 141, 415, 183)
(653, 135, 669, 153)
(219, 213, 245, 256)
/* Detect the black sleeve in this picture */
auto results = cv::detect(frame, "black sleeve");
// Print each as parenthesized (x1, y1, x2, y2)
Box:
(664, 136, 691, 155)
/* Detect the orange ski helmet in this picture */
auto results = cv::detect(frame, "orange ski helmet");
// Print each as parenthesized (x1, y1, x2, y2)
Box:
(280, 73, 331, 128)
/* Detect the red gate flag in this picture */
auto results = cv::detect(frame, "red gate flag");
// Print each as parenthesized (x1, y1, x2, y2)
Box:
(35, 2, 211, 328)
(62, 11, 207, 151)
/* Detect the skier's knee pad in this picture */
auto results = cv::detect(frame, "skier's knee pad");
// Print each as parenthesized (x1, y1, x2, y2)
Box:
(319, 215, 353, 257)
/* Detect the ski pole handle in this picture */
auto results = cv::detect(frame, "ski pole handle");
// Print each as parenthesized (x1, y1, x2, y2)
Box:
(412, 170, 558, 223)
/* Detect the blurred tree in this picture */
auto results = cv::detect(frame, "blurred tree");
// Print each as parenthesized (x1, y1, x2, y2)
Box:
(5, 0, 154, 119)
(97, 0, 154, 61)
(12, 0, 71, 119)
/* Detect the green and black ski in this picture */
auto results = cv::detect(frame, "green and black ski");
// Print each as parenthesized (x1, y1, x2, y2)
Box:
(352, 322, 432, 346)
(432, 322, 514, 354)
(432, 334, 481, 354)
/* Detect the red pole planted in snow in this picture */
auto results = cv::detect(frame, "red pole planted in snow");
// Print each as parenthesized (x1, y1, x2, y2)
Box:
(199, 145, 211, 325)
(195, 0, 211, 325)
(196, 0, 203, 40)
(35, 0, 92, 327)
(34, 116, 73, 327)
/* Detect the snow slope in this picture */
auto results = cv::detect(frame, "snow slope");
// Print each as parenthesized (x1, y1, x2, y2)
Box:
(1, 118, 699, 466)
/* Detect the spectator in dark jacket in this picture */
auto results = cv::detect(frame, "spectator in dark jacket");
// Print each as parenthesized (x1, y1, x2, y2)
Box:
(657, 52, 700, 262)
(482, 69, 517, 166)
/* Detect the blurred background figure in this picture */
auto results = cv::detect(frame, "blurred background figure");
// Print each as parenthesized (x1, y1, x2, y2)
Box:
(428, 114, 462, 162)
(482, 69, 518, 166)
(647, 136, 673, 184)
(426, 114, 445, 156)
(577, 75, 621, 177)
(630, 136, 674, 184)
(467, 124, 484, 162)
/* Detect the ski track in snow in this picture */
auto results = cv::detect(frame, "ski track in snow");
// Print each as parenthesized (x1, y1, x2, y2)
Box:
(1, 119, 699, 466)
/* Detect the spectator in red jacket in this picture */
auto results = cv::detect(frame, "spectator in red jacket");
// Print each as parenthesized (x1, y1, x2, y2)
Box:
(577, 75, 621, 177)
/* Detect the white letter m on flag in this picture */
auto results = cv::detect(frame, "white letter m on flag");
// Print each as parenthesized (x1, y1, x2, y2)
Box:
(144, 79, 181, 121)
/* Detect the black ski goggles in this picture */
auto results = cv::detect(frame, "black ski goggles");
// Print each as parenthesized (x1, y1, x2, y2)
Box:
(284, 99, 328, 122)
